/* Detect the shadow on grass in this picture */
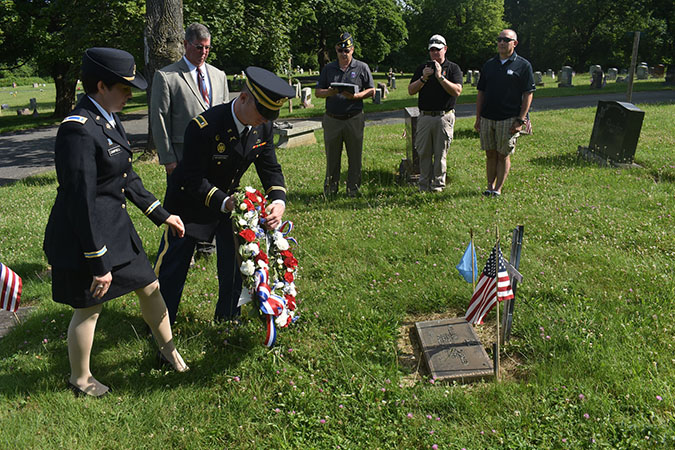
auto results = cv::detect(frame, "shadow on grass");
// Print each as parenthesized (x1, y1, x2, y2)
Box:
(0, 306, 257, 398)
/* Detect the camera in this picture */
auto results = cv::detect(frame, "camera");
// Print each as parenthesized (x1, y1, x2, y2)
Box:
(425, 61, 435, 68)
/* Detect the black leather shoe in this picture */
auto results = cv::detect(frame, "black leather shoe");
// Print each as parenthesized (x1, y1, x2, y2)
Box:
(67, 381, 110, 398)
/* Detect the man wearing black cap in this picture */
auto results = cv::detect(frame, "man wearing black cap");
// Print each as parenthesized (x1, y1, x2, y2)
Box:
(408, 34, 463, 192)
(154, 67, 296, 324)
(316, 32, 375, 197)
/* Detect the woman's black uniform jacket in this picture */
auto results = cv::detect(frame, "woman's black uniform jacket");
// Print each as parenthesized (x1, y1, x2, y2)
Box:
(44, 96, 169, 276)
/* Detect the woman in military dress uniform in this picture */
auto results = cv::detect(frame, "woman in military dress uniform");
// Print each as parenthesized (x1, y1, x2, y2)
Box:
(44, 48, 188, 397)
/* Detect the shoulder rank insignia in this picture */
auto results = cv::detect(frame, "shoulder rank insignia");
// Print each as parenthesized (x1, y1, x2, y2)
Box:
(217, 142, 226, 153)
(193, 114, 208, 129)
(215, 134, 220, 141)
(62, 115, 88, 125)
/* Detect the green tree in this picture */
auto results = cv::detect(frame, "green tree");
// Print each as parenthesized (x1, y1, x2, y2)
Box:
(386, 0, 506, 72)
(1, 0, 145, 117)
(289, 0, 408, 70)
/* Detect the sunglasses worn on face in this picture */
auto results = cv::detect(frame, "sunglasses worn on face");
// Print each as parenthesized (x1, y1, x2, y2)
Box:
(191, 42, 211, 51)
(496, 37, 514, 43)
(337, 47, 352, 53)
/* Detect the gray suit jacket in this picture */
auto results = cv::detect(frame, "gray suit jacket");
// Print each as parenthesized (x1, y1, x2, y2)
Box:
(151, 58, 229, 165)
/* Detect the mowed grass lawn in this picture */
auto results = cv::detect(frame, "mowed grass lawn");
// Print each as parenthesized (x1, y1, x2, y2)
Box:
(0, 103, 673, 448)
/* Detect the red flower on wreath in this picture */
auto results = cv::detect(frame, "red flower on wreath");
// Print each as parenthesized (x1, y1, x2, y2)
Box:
(246, 190, 262, 204)
(244, 199, 255, 211)
(255, 251, 269, 265)
(285, 294, 296, 311)
(239, 229, 256, 242)
(284, 271, 294, 283)
(283, 255, 298, 269)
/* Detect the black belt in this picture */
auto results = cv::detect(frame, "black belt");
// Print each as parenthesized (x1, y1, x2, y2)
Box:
(420, 109, 454, 116)
(326, 111, 362, 120)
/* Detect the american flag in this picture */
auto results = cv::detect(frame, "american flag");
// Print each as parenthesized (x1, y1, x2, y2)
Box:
(464, 244, 514, 325)
(1, 263, 22, 312)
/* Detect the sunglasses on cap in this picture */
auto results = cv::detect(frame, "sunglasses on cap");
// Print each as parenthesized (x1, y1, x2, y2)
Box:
(429, 39, 445, 46)
(190, 42, 211, 51)
(336, 47, 352, 53)
(496, 37, 515, 43)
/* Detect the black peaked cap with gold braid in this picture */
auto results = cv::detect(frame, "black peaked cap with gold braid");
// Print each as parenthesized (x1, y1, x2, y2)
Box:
(337, 32, 354, 49)
(82, 47, 147, 90)
(244, 66, 296, 121)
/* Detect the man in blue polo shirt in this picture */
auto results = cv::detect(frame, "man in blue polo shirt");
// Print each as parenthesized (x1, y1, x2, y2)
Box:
(316, 32, 375, 197)
(474, 29, 535, 197)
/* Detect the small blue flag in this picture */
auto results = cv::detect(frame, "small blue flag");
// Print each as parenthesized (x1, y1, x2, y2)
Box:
(456, 241, 477, 283)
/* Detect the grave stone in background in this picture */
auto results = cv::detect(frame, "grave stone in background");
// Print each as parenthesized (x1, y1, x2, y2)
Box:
(607, 68, 618, 81)
(636, 64, 649, 80)
(589, 65, 602, 77)
(578, 101, 645, 165)
(373, 88, 382, 104)
(32, 83, 39, 88)
(300, 87, 312, 108)
(471, 71, 480, 87)
(665, 65, 675, 85)
(1, 104, 9, 110)
(558, 66, 573, 87)
(376, 82, 388, 98)
(294, 82, 302, 98)
(29, 98, 37, 110)
(399, 107, 421, 184)
(590, 70, 605, 89)
(653, 64, 665, 77)
(546, 69, 553, 78)
(390, 76, 396, 90)
(465, 70, 472, 85)
(534, 71, 544, 86)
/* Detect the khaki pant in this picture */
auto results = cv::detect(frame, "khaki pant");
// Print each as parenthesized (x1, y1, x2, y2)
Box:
(322, 112, 365, 195)
(415, 112, 455, 191)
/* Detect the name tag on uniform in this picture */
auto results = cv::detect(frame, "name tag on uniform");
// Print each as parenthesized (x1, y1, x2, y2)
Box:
(108, 145, 122, 156)
(212, 155, 229, 161)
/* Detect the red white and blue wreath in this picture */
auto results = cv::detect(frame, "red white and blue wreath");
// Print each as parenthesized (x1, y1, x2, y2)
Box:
(231, 186, 298, 347)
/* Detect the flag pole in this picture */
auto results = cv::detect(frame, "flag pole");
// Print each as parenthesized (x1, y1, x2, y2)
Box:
(495, 225, 500, 382)
(470, 228, 476, 292)
(13, 311, 21, 325)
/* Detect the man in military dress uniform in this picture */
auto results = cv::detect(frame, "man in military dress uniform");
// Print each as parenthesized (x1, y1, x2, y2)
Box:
(154, 67, 296, 324)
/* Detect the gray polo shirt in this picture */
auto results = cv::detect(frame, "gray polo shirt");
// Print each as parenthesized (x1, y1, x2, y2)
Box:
(317, 58, 374, 115)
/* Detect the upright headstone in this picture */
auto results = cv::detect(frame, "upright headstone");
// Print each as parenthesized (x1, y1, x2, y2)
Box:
(29, 98, 37, 110)
(390, 76, 396, 90)
(583, 101, 645, 164)
(607, 68, 618, 81)
(471, 71, 480, 87)
(558, 66, 573, 87)
(589, 65, 602, 77)
(465, 70, 472, 85)
(665, 65, 675, 85)
(636, 64, 649, 80)
(534, 71, 544, 86)
(300, 87, 312, 108)
(399, 107, 421, 184)
(546, 69, 553, 78)
(294, 82, 302, 99)
(653, 64, 665, 77)
(373, 88, 382, 104)
(590, 70, 605, 89)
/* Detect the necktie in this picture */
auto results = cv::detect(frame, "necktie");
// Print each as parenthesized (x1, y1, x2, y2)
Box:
(240, 127, 250, 145)
(197, 67, 210, 106)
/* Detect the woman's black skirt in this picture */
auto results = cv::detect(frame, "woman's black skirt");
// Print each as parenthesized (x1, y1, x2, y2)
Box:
(51, 249, 157, 309)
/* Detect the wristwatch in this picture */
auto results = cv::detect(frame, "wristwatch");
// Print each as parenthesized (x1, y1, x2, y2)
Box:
(420, 77, 427, 83)
(438, 75, 445, 82)
(514, 118, 526, 124)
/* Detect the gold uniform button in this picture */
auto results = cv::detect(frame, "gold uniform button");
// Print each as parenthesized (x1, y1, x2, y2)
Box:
(121, 204, 126, 209)
(121, 188, 125, 193)
(122, 173, 127, 178)
(217, 162, 221, 165)
(128, 157, 132, 162)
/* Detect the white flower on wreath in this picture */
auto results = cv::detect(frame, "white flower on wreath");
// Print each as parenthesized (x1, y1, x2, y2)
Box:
(237, 218, 248, 227)
(274, 232, 290, 250)
(284, 283, 297, 297)
(240, 260, 255, 276)
(257, 259, 268, 270)
(239, 202, 248, 211)
(244, 242, 260, 256)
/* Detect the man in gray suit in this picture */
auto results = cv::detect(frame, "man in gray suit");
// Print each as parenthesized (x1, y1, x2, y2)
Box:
(151, 23, 229, 176)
